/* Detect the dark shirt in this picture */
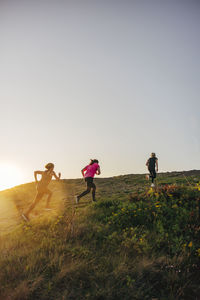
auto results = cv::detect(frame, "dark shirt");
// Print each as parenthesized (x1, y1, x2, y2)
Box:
(148, 157, 157, 170)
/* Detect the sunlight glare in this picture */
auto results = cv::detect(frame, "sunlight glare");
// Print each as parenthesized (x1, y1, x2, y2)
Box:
(0, 163, 24, 191)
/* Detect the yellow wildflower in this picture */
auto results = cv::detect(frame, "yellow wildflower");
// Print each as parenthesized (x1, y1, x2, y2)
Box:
(147, 188, 154, 195)
(172, 204, 178, 209)
(196, 248, 200, 256)
(188, 241, 193, 248)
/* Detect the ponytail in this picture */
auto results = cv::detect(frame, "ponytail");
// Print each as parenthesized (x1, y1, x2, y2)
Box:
(89, 159, 99, 165)
(89, 159, 94, 165)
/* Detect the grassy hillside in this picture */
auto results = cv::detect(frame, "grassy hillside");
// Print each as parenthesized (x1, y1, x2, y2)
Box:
(0, 171, 200, 300)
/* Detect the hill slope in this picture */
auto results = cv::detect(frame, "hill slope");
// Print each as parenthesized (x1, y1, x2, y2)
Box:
(0, 171, 200, 300)
(0, 170, 199, 235)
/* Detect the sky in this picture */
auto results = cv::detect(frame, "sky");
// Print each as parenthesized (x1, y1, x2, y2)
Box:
(0, 0, 200, 188)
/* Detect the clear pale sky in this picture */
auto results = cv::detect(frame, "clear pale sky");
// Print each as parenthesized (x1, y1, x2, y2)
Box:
(0, 0, 200, 188)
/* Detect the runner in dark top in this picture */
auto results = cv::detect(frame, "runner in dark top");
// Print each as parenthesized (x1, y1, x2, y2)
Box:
(146, 153, 158, 187)
(22, 163, 61, 221)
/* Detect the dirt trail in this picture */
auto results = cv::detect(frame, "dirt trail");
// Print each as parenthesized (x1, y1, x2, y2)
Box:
(0, 182, 76, 236)
(0, 193, 21, 235)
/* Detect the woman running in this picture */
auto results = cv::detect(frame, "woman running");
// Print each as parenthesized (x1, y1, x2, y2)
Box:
(146, 153, 158, 187)
(22, 163, 61, 221)
(76, 159, 101, 203)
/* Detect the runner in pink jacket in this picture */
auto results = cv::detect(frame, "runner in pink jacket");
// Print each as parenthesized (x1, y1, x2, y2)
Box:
(76, 159, 101, 203)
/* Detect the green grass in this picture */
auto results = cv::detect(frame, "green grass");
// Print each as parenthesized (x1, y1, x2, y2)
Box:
(0, 171, 200, 300)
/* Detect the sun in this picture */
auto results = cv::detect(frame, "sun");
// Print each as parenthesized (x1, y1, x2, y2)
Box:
(0, 163, 24, 191)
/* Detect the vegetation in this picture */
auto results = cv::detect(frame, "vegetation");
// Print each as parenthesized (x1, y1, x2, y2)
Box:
(0, 171, 200, 299)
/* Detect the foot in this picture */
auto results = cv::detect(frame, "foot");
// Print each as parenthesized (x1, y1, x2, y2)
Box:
(75, 196, 79, 204)
(151, 183, 155, 187)
(92, 199, 97, 202)
(22, 214, 29, 222)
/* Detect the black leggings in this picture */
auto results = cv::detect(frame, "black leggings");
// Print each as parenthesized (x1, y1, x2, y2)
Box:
(78, 177, 96, 201)
(149, 169, 156, 183)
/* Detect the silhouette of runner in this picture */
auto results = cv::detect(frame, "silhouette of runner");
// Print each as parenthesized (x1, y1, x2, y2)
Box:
(146, 153, 158, 187)
(22, 163, 61, 221)
(76, 159, 101, 203)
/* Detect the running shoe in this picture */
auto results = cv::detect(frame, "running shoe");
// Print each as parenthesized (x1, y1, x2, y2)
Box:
(75, 196, 79, 204)
(151, 183, 155, 187)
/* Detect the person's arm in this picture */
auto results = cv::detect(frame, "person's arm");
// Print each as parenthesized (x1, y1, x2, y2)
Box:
(81, 166, 87, 177)
(34, 171, 43, 183)
(146, 159, 149, 167)
(53, 171, 61, 180)
(156, 159, 158, 172)
(96, 166, 101, 175)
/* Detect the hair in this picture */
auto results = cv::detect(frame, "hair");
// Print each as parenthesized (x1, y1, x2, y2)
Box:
(45, 163, 54, 170)
(89, 159, 99, 165)
(151, 153, 156, 158)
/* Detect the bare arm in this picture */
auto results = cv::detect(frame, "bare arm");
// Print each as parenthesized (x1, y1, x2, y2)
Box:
(156, 159, 158, 172)
(53, 171, 61, 180)
(96, 167, 101, 175)
(81, 166, 87, 177)
(34, 171, 43, 183)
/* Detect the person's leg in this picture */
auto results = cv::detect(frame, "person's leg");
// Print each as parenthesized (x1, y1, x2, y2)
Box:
(91, 182, 96, 201)
(152, 170, 156, 183)
(45, 189, 53, 208)
(151, 172, 154, 183)
(150, 170, 156, 183)
(25, 192, 43, 217)
(149, 169, 153, 180)
(78, 188, 91, 198)
(149, 169, 154, 183)
(77, 179, 91, 201)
